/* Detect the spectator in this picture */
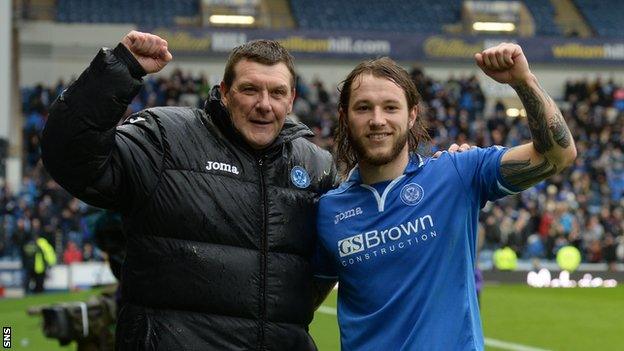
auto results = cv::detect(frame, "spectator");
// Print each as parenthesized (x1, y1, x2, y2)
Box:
(63, 240, 82, 264)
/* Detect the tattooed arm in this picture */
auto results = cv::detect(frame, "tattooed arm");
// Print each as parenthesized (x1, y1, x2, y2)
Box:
(475, 43, 577, 190)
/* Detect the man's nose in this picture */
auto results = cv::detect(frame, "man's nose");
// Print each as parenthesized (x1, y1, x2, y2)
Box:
(256, 90, 271, 113)
(369, 107, 386, 126)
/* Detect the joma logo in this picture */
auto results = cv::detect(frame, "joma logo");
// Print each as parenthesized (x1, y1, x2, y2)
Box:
(206, 161, 240, 175)
(335, 207, 363, 224)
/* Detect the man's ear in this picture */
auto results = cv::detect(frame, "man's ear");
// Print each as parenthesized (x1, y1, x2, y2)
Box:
(219, 81, 229, 105)
(409, 105, 418, 128)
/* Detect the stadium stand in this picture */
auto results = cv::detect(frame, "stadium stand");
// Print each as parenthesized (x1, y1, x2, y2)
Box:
(514, 0, 560, 36)
(55, 0, 198, 26)
(290, 0, 462, 33)
(6, 68, 623, 269)
(573, 0, 624, 37)
(290, 0, 562, 36)
(50, 0, 571, 38)
(27, 0, 622, 40)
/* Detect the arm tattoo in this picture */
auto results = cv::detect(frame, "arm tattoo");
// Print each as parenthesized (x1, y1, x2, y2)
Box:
(513, 82, 572, 153)
(503, 81, 572, 189)
(550, 111, 571, 148)
(501, 158, 557, 190)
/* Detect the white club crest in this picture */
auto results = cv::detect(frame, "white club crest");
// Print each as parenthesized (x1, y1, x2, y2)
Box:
(400, 183, 424, 206)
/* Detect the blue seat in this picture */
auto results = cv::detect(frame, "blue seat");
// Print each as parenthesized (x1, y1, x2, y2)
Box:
(574, 0, 624, 37)
(56, 0, 199, 25)
(290, 0, 464, 33)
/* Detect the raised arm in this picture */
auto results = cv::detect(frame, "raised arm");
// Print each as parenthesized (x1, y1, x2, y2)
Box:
(475, 43, 577, 190)
(41, 31, 172, 210)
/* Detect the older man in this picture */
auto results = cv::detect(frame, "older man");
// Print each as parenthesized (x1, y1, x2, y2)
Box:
(42, 31, 336, 350)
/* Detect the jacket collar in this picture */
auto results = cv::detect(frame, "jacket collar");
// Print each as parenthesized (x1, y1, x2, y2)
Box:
(204, 86, 313, 154)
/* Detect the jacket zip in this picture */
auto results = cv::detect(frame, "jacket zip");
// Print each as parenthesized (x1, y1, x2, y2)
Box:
(257, 156, 268, 350)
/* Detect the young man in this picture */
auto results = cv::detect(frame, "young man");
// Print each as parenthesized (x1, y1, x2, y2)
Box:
(41, 31, 337, 350)
(315, 43, 576, 350)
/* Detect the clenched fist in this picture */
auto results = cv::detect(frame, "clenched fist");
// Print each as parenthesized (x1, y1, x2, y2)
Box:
(474, 43, 532, 86)
(121, 30, 173, 74)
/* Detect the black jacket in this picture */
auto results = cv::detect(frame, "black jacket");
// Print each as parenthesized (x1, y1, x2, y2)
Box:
(41, 45, 336, 350)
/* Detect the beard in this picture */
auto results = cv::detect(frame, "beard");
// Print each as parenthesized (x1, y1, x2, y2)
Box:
(349, 128, 409, 166)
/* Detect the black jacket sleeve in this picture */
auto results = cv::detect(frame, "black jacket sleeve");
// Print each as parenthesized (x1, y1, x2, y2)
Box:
(41, 44, 164, 213)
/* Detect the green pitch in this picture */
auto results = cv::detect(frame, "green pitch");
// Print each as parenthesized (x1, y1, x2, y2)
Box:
(1, 284, 622, 350)
(0, 289, 103, 350)
(310, 283, 624, 350)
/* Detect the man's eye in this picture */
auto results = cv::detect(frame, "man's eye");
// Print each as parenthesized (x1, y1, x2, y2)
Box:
(355, 105, 370, 111)
(386, 106, 399, 111)
(272, 90, 286, 97)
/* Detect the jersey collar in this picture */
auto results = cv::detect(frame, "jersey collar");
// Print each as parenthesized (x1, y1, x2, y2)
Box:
(345, 153, 425, 187)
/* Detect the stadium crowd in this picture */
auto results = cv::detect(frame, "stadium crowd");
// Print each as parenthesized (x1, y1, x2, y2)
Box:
(2, 67, 623, 271)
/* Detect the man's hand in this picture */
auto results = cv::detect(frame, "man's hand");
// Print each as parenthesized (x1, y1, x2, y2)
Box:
(432, 143, 474, 158)
(121, 31, 173, 74)
(474, 43, 532, 86)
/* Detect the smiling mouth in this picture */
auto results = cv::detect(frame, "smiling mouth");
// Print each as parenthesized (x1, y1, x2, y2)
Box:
(250, 120, 272, 126)
(367, 133, 391, 141)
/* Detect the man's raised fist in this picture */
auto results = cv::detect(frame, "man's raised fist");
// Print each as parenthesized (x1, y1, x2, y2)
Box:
(121, 30, 173, 74)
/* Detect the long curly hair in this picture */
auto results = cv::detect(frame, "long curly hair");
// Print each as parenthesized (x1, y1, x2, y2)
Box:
(335, 57, 430, 178)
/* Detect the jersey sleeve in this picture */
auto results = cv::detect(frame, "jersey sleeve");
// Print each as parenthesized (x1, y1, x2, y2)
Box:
(449, 146, 521, 208)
